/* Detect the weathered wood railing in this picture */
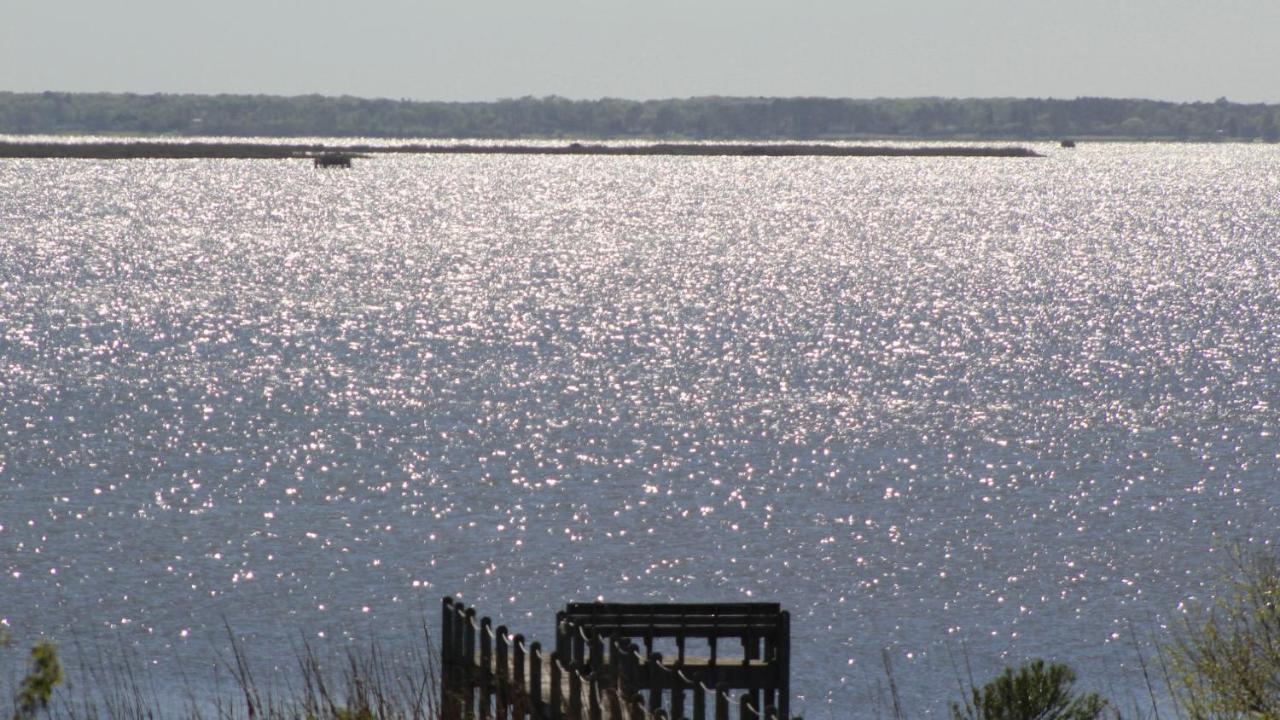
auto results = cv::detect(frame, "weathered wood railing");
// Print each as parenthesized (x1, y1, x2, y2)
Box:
(559, 603, 789, 720)
(441, 597, 789, 720)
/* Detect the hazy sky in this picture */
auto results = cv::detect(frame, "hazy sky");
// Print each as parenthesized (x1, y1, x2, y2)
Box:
(4, 0, 1278, 103)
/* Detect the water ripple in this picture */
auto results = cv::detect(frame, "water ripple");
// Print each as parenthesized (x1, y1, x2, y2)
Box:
(2, 145, 1279, 713)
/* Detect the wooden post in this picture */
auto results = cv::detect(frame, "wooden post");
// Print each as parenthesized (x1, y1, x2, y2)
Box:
(443, 598, 457, 720)
(480, 618, 494, 720)
(454, 603, 468, 715)
(588, 675, 602, 720)
(572, 625, 586, 669)
(737, 614, 752, 717)
(714, 685, 729, 720)
(778, 612, 790, 720)
(495, 627, 509, 720)
(569, 664, 583, 720)
(464, 609, 477, 720)
(710, 612, 719, 669)
(513, 635, 526, 719)
(740, 692, 756, 720)
(644, 614, 655, 658)
(585, 631, 600, 720)
(672, 684, 685, 720)
(608, 638, 622, 694)
(590, 630, 604, 679)
(529, 642, 544, 719)
(648, 653, 663, 714)
(692, 683, 706, 720)
(556, 611, 569, 661)
(619, 641, 639, 699)
(550, 653, 564, 720)
(763, 622, 777, 717)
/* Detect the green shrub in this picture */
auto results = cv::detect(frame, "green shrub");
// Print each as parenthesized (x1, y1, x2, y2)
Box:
(12, 640, 63, 720)
(1166, 545, 1280, 719)
(951, 659, 1108, 720)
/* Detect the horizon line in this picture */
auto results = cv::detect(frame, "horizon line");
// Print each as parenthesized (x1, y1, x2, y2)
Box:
(3, 89, 1276, 107)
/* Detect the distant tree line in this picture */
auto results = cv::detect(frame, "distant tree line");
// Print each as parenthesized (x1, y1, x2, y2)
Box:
(1, 92, 1278, 142)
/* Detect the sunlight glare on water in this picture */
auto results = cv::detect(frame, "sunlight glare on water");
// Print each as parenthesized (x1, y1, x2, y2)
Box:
(2, 144, 1279, 715)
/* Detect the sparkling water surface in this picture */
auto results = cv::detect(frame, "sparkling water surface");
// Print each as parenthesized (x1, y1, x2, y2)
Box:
(2, 143, 1279, 715)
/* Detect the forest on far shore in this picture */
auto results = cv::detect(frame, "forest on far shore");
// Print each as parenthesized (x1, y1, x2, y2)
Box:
(1, 92, 1278, 142)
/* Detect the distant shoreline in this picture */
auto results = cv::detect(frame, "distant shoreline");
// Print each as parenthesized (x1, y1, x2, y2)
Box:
(0, 140, 1043, 160)
(3, 93, 1277, 142)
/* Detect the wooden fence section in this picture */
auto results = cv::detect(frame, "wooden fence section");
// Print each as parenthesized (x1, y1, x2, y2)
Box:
(558, 603, 789, 720)
(441, 597, 789, 720)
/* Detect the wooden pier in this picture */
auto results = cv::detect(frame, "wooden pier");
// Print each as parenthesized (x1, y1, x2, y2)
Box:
(441, 597, 791, 720)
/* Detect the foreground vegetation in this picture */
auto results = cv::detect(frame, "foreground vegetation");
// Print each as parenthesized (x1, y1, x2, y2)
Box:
(951, 660, 1108, 720)
(1, 626, 440, 720)
(5, 544, 1280, 719)
(1165, 545, 1280, 720)
(1, 92, 1278, 142)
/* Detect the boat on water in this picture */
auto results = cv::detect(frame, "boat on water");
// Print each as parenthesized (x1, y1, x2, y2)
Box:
(313, 152, 353, 168)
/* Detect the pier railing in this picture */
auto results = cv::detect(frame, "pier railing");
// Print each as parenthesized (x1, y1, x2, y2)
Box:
(559, 602, 789, 720)
(441, 597, 789, 720)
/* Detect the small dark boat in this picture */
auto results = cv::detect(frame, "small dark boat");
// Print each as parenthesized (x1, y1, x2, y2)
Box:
(1060, 139, 1077, 149)
(314, 153, 353, 168)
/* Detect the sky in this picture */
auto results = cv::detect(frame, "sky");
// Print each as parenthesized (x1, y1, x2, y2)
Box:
(3, 0, 1279, 103)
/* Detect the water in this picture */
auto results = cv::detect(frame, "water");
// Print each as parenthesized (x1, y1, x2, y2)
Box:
(2, 142, 1279, 716)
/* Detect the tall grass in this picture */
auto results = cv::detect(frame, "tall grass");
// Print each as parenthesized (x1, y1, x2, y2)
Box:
(2, 622, 439, 720)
